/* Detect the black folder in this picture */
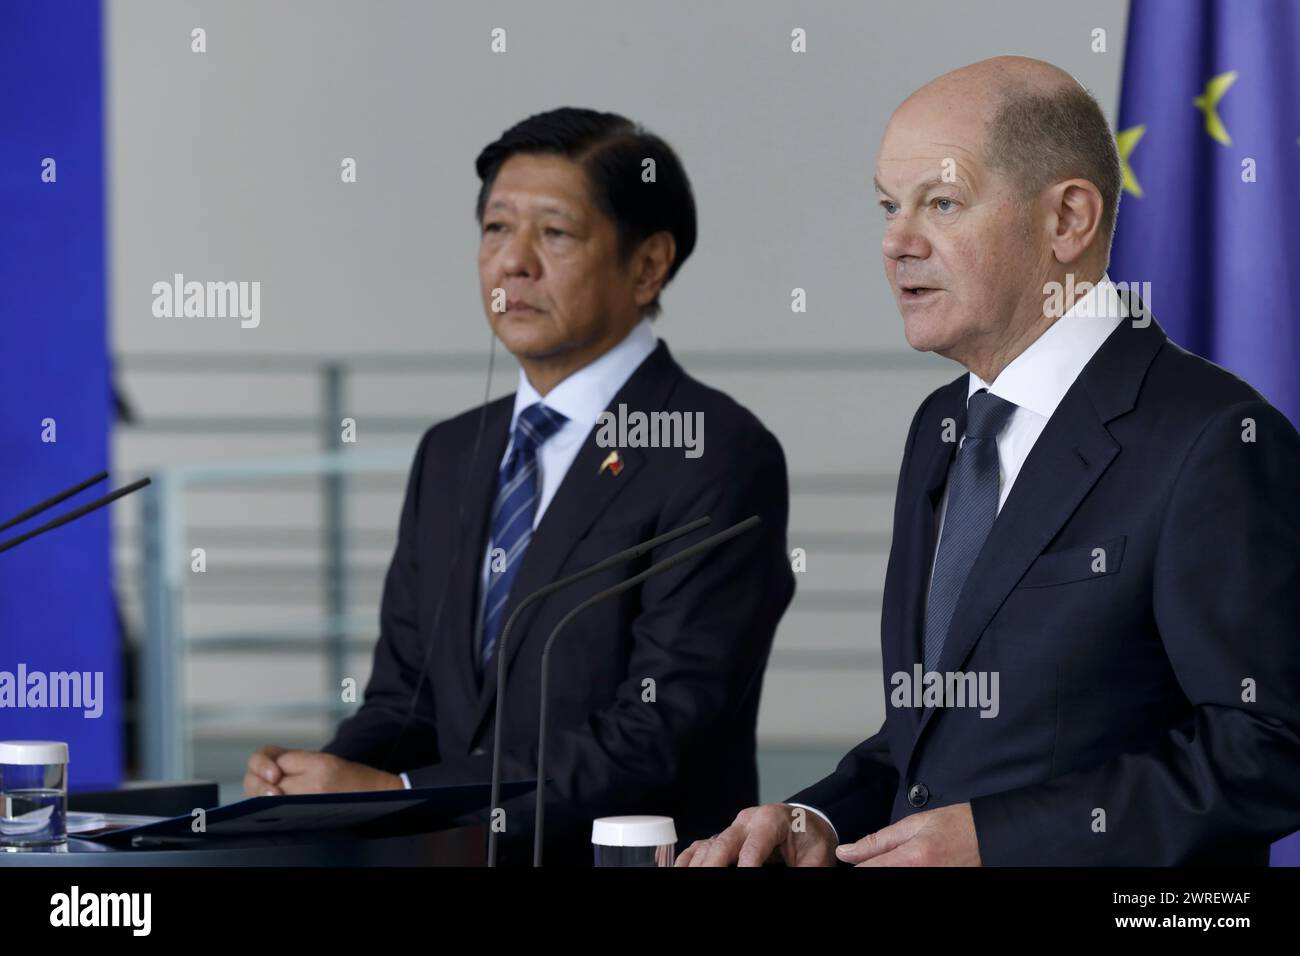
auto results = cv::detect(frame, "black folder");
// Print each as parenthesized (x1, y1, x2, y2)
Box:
(83, 781, 535, 847)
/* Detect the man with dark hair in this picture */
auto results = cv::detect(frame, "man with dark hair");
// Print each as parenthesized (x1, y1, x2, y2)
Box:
(243, 108, 795, 864)
(682, 56, 1300, 867)
(473, 108, 697, 320)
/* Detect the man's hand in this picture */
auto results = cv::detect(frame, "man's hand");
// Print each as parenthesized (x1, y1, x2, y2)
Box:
(836, 802, 981, 866)
(675, 804, 838, 867)
(242, 746, 403, 797)
(244, 745, 290, 797)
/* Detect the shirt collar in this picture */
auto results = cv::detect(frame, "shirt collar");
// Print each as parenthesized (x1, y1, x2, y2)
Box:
(968, 274, 1126, 419)
(510, 317, 658, 433)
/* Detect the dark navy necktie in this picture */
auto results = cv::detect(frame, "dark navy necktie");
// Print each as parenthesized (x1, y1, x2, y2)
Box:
(922, 388, 1017, 672)
(480, 402, 568, 667)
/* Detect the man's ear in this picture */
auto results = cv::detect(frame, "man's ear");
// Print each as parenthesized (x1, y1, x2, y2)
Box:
(1046, 178, 1104, 266)
(632, 232, 677, 311)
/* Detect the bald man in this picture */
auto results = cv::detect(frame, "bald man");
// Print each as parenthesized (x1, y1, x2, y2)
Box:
(679, 56, 1300, 867)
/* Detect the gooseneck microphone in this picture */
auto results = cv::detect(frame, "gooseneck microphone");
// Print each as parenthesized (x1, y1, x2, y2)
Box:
(532, 514, 761, 866)
(0, 470, 109, 533)
(487, 514, 712, 866)
(0, 472, 152, 555)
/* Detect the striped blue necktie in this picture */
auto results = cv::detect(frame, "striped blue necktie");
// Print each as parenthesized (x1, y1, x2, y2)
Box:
(922, 388, 1017, 672)
(480, 402, 568, 667)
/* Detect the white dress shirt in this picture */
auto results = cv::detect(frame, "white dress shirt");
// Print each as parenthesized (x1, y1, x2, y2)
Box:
(398, 317, 657, 788)
(487, 316, 658, 541)
(790, 275, 1127, 840)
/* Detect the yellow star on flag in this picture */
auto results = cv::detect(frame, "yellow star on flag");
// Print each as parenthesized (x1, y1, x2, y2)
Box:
(1115, 125, 1146, 198)
(1193, 70, 1237, 146)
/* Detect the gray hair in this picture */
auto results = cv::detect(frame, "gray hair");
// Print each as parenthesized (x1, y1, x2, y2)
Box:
(983, 83, 1123, 247)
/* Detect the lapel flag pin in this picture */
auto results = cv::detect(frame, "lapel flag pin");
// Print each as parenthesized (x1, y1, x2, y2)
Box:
(599, 450, 623, 476)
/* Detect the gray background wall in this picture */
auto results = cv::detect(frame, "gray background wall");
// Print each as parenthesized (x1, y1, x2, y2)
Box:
(105, 0, 1129, 800)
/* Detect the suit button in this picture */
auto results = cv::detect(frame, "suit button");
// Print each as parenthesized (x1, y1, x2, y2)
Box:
(470, 747, 487, 757)
(907, 783, 929, 808)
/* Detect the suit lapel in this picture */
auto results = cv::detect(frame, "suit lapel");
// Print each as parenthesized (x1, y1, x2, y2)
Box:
(468, 340, 683, 739)
(908, 315, 1168, 751)
(446, 400, 512, 712)
(884, 378, 965, 736)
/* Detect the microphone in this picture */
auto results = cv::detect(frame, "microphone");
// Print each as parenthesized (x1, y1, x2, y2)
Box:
(0, 470, 108, 533)
(487, 514, 712, 866)
(0, 473, 152, 555)
(532, 514, 761, 866)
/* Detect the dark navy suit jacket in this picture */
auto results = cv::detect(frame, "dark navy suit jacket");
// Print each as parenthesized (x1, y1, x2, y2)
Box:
(790, 314, 1300, 865)
(324, 340, 794, 863)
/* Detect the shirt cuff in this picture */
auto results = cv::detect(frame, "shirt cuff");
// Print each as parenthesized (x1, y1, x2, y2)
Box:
(399, 772, 412, 790)
(786, 802, 838, 842)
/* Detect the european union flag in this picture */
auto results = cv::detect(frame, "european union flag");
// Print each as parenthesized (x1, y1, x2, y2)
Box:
(1110, 0, 1300, 865)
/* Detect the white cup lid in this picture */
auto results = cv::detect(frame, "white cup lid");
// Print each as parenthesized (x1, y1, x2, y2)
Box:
(591, 815, 677, 847)
(0, 740, 69, 765)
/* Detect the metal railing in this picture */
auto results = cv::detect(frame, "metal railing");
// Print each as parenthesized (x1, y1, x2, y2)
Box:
(137, 449, 409, 779)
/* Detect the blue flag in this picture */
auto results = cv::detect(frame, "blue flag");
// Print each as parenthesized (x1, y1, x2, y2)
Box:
(1110, 0, 1300, 865)
(0, 1, 120, 789)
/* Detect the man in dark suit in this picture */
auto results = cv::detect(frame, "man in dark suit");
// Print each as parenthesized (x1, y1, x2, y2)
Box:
(680, 56, 1300, 867)
(243, 108, 794, 863)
